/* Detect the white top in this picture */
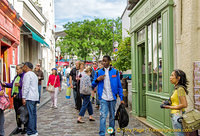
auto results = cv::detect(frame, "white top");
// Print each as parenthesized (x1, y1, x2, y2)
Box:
(22, 71, 39, 101)
(102, 67, 114, 101)
(66, 67, 71, 74)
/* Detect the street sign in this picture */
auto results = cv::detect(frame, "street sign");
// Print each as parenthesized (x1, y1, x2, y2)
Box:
(113, 48, 118, 52)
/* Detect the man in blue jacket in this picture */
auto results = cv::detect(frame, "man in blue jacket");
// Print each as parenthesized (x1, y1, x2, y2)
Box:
(92, 55, 124, 136)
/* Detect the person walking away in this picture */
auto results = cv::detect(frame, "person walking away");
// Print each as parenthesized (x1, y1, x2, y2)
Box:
(163, 69, 188, 136)
(33, 64, 44, 104)
(92, 55, 124, 136)
(95, 61, 104, 109)
(47, 68, 61, 108)
(22, 62, 39, 136)
(65, 66, 71, 79)
(91, 62, 98, 104)
(76, 62, 86, 111)
(2, 64, 26, 134)
(77, 67, 95, 123)
(57, 68, 63, 90)
(63, 66, 66, 81)
(69, 61, 79, 109)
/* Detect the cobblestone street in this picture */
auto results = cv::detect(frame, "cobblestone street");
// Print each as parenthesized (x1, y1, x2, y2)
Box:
(4, 83, 158, 136)
(36, 84, 157, 136)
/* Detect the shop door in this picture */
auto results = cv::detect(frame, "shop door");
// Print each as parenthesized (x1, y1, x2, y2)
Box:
(138, 44, 146, 117)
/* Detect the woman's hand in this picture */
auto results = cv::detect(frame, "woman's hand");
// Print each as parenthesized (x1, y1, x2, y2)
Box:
(163, 105, 171, 109)
(59, 88, 61, 92)
(0, 91, 4, 96)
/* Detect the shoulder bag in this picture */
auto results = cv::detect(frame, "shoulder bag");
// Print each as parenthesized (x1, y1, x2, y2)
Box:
(47, 76, 57, 92)
(0, 91, 10, 110)
(177, 86, 200, 131)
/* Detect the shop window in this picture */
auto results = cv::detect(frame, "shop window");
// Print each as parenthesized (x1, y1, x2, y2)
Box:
(137, 28, 145, 42)
(148, 25, 152, 91)
(148, 17, 162, 92)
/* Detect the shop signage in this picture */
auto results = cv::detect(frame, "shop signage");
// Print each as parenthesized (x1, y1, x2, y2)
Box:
(131, 0, 166, 28)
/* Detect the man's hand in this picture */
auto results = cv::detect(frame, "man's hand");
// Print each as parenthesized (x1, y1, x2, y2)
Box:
(0, 91, 4, 96)
(97, 75, 105, 81)
(70, 84, 73, 89)
(22, 98, 26, 105)
(2, 82, 6, 86)
(15, 83, 20, 87)
(121, 101, 125, 104)
(59, 88, 61, 92)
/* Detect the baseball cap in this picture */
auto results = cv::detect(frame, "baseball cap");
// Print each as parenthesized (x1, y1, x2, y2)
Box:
(51, 68, 57, 71)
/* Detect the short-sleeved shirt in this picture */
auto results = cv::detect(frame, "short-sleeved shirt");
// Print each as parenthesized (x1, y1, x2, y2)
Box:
(69, 67, 77, 82)
(170, 86, 186, 114)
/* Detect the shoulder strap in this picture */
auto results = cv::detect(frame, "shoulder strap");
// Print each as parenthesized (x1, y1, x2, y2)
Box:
(53, 76, 57, 86)
(116, 70, 118, 75)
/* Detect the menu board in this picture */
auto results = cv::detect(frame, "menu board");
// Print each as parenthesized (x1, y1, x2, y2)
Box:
(193, 62, 200, 111)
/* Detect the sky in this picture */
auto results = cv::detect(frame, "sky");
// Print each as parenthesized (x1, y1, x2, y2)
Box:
(54, 0, 127, 32)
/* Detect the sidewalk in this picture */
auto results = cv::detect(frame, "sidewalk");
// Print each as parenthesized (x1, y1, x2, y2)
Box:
(4, 88, 52, 136)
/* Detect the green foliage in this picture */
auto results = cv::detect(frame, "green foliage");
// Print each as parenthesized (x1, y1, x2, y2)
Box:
(59, 18, 122, 61)
(112, 37, 131, 72)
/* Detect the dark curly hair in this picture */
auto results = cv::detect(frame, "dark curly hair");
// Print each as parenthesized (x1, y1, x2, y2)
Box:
(174, 69, 189, 95)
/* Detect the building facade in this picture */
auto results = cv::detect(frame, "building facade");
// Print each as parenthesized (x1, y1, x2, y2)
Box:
(0, 0, 23, 107)
(128, 0, 200, 135)
(8, 0, 56, 89)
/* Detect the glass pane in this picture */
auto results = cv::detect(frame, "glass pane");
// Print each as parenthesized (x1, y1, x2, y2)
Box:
(158, 18, 162, 92)
(153, 21, 158, 92)
(142, 48, 146, 90)
(137, 28, 145, 42)
(148, 24, 152, 91)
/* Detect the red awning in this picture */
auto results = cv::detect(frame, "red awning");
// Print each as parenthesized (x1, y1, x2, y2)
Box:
(56, 61, 69, 66)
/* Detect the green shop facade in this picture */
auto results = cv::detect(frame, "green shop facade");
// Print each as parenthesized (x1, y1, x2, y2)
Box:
(129, 0, 175, 132)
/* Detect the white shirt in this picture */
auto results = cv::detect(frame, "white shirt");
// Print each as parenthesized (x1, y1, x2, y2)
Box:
(102, 67, 114, 101)
(22, 71, 39, 101)
(66, 68, 71, 74)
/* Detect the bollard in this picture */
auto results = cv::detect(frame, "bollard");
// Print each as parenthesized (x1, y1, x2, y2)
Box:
(121, 77, 128, 107)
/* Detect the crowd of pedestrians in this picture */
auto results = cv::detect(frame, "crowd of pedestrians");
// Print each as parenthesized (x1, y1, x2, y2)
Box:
(0, 55, 192, 136)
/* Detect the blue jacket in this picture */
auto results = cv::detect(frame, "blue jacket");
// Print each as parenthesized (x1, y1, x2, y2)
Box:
(92, 67, 123, 101)
(5, 72, 25, 98)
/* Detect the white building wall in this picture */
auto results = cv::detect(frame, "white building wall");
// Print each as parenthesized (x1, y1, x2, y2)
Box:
(121, 8, 131, 39)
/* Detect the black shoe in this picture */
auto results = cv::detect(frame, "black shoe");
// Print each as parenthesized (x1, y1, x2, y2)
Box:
(13, 128, 22, 135)
(21, 128, 27, 134)
(110, 132, 115, 136)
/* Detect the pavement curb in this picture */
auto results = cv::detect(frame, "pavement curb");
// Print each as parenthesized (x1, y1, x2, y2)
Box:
(9, 91, 52, 136)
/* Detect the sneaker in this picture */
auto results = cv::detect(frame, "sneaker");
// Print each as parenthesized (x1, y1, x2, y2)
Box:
(54, 106, 58, 109)
(13, 128, 22, 135)
(50, 104, 54, 108)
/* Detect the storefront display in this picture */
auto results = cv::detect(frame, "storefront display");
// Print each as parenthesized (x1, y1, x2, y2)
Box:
(193, 62, 200, 111)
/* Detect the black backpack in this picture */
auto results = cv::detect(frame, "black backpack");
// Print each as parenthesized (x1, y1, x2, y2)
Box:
(115, 103, 129, 129)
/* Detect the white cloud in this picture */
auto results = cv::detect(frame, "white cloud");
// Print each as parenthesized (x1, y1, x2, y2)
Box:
(55, 0, 127, 31)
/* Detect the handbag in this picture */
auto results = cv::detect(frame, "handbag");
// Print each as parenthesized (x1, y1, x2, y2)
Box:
(47, 76, 57, 92)
(0, 91, 10, 110)
(177, 86, 200, 131)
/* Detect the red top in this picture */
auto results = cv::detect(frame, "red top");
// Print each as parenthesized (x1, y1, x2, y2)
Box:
(47, 74, 60, 88)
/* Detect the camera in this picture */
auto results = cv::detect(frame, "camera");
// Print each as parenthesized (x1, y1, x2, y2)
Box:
(160, 99, 171, 108)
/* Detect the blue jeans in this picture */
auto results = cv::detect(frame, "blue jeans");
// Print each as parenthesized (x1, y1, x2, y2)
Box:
(26, 100, 37, 135)
(99, 99, 116, 136)
(79, 94, 93, 116)
(0, 109, 4, 136)
(171, 113, 184, 136)
(38, 85, 41, 103)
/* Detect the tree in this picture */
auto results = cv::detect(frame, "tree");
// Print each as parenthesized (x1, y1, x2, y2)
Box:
(112, 37, 131, 72)
(59, 18, 122, 61)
